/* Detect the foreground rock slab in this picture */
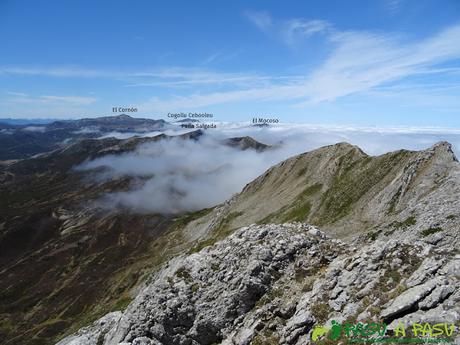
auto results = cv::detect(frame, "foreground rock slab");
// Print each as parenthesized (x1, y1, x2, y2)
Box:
(57, 222, 459, 345)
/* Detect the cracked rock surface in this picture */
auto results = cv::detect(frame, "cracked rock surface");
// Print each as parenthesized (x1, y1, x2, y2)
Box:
(57, 221, 459, 345)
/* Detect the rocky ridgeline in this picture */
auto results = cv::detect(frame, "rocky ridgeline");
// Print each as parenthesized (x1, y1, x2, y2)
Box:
(57, 222, 460, 345)
(362, 142, 460, 247)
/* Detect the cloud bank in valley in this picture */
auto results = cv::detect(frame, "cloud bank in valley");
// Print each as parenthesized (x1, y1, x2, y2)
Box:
(77, 134, 287, 214)
(217, 123, 460, 157)
(78, 124, 460, 214)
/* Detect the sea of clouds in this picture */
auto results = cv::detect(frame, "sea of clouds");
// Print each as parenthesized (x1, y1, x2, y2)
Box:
(76, 123, 460, 214)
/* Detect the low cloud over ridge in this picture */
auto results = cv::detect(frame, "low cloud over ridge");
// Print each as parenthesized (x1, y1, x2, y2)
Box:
(77, 124, 460, 214)
(77, 134, 285, 214)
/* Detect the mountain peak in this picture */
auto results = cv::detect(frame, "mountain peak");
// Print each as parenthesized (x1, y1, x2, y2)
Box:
(428, 141, 458, 162)
(225, 136, 270, 151)
(307, 141, 368, 160)
(115, 114, 132, 119)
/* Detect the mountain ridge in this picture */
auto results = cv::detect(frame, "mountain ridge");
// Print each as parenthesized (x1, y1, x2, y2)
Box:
(180, 141, 459, 242)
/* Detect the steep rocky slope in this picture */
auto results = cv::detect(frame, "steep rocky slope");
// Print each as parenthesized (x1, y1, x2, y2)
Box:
(57, 222, 459, 345)
(182, 141, 459, 241)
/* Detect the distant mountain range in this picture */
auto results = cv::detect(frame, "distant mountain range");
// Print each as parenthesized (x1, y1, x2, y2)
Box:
(0, 115, 169, 160)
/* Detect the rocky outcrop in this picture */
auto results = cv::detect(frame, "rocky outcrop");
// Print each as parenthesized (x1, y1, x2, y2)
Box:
(57, 224, 339, 345)
(57, 221, 460, 345)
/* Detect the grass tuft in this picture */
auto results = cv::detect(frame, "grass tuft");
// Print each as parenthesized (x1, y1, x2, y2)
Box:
(421, 226, 443, 237)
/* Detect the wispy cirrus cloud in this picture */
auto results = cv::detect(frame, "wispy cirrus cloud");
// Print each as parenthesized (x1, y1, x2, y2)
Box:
(386, 0, 404, 14)
(0, 66, 244, 81)
(244, 10, 273, 32)
(200, 50, 241, 66)
(1, 93, 98, 118)
(283, 19, 331, 45)
(300, 24, 460, 104)
(6, 91, 29, 97)
(40, 95, 97, 105)
(138, 22, 460, 112)
(202, 51, 223, 65)
(0, 66, 109, 78)
(7, 93, 97, 106)
(0, 66, 271, 89)
(125, 74, 301, 88)
(245, 11, 330, 46)
(138, 82, 309, 111)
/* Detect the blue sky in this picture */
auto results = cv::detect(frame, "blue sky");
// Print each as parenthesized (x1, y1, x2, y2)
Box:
(1, 0, 460, 126)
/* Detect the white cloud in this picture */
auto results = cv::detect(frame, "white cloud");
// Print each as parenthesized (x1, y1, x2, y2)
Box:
(0, 66, 107, 78)
(363, 83, 460, 112)
(77, 134, 285, 213)
(0, 67, 204, 80)
(202, 51, 222, 65)
(283, 19, 331, 45)
(217, 122, 460, 156)
(22, 126, 46, 132)
(298, 24, 460, 104)
(7, 94, 97, 106)
(40, 95, 97, 105)
(124, 73, 279, 88)
(0, 65, 280, 89)
(386, 0, 403, 14)
(244, 10, 273, 32)
(2, 93, 98, 118)
(6, 91, 28, 97)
